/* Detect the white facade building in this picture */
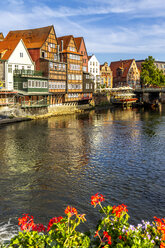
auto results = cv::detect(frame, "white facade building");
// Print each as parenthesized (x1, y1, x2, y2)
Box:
(0, 39, 35, 90)
(88, 54, 100, 91)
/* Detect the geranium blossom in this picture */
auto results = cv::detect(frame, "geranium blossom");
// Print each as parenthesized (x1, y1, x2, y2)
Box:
(91, 193, 105, 207)
(47, 216, 63, 231)
(65, 206, 78, 218)
(112, 204, 128, 218)
(103, 231, 112, 245)
(18, 214, 35, 231)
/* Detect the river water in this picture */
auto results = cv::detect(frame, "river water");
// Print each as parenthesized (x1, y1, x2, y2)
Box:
(0, 106, 165, 241)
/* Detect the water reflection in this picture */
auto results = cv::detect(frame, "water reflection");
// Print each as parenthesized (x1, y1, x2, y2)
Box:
(0, 107, 165, 233)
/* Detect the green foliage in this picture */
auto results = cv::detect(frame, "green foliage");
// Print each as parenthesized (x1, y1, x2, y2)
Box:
(1, 194, 165, 248)
(141, 56, 165, 87)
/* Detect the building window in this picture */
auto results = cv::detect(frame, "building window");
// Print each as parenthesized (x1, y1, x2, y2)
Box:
(15, 65, 18, 70)
(23, 82, 27, 88)
(28, 80, 32, 88)
(8, 65, 12, 73)
(20, 52, 23, 57)
(54, 54, 58, 61)
(86, 84, 89, 89)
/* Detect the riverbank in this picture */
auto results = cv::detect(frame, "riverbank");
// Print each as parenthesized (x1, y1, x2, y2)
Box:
(0, 117, 32, 126)
(0, 103, 96, 125)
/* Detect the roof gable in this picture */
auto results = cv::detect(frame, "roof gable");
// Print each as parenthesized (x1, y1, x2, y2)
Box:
(4, 26, 54, 49)
(57, 35, 78, 52)
(0, 39, 35, 65)
(110, 59, 134, 78)
(0, 39, 20, 60)
(75, 37, 88, 55)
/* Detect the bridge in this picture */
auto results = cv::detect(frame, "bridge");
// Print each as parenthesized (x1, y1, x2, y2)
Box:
(134, 88, 165, 104)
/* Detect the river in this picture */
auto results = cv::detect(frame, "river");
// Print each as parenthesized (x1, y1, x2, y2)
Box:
(0, 106, 165, 241)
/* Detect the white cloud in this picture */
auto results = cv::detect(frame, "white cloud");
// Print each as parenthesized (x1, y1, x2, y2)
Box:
(0, 0, 165, 60)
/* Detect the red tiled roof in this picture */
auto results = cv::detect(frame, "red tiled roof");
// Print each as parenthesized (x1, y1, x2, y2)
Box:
(0, 39, 20, 60)
(110, 59, 134, 78)
(4, 26, 53, 49)
(57, 35, 74, 51)
(88, 55, 92, 60)
(74, 37, 82, 51)
(136, 61, 143, 72)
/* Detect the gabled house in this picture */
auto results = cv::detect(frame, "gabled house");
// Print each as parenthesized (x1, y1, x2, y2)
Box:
(0, 39, 49, 107)
(88, 54, 100, 91)
(110, 59, 140, 88)
(57, 35, 83, 102)
(100, 62, 113, 88)
(75, 37, 88, 72)
(0, 39, 35, 90)
(4, 26, 67, 104)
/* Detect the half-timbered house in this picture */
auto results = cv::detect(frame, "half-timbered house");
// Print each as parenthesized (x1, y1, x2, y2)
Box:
(4, 26, 67, 104)
(100, 62, 113, 88)
(57, 35, 83, 102)
(75, 37, 88, 73)
(110, 59, 140, 88)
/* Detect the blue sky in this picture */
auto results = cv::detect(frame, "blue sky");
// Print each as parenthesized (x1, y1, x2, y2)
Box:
(1, 0, 165, 64)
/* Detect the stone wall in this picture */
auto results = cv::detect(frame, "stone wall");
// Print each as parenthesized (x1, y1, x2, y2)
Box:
(93, 92, 111, 106)
(0, 103, 91, 119)
(0, 105, 48, 118)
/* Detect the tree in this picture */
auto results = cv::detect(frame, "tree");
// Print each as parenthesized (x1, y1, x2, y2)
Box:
(141, 56, 165, 87)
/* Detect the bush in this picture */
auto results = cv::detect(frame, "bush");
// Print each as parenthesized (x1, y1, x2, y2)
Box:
(1, 193, 165, 247)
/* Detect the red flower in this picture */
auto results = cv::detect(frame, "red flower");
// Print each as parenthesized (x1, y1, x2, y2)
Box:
(112, 204, 128, 218)
(47, 216, 63, 231)
(160, 242, 165, 248)
(32, 223, 46, 232)
(18, 214, 35, 231)
(119, 235, 122, 240)
(65, 206, 78, 218)
(91, 193, 105, 207)
(103, 231, 112, 245)
(94, 230, 99, 237)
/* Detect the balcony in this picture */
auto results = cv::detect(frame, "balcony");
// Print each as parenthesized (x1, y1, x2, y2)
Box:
(13, 69, 43, 77)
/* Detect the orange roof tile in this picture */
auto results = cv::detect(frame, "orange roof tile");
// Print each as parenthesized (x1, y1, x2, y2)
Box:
(0, 39, 20, 60)
(110, 59, 134, 78)
(4, 26, 54, 49)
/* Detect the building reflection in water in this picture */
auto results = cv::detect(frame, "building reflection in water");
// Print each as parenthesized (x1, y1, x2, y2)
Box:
(0, 106, 165, 228)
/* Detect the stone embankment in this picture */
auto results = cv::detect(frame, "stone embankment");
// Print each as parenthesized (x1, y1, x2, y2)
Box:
(0, 103, 93, 125)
